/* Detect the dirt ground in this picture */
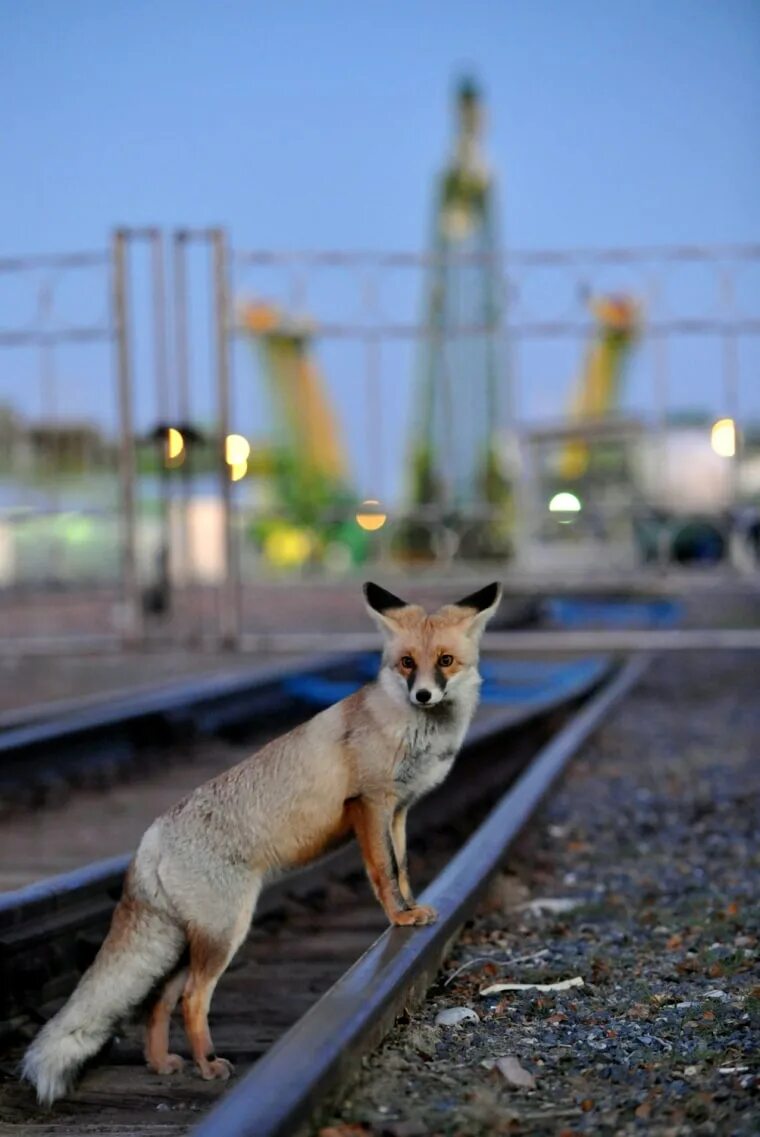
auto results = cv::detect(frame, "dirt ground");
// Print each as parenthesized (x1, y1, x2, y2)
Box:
(316, 652, 759, 1137)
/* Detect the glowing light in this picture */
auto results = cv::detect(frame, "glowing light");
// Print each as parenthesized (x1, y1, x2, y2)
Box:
(165, 427, 185, 467)
(166, 428, 184, 459)
(230, 460, 248, 482)
(225, 433, 251, 466)
(264, 527, 312, 567)
(549, 491, 582, 513)
(61, 516, 94, 545)
(355, 499, 388, 531)
(711, 418, 736, 458)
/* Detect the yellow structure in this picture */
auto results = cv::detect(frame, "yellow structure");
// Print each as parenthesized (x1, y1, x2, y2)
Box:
(559, 295, 641, 480)
(239, 302, 349, 487)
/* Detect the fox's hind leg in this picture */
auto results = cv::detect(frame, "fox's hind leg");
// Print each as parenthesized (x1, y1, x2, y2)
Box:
(145, 965, 188, 1075)
(181, 889, 259, 1081)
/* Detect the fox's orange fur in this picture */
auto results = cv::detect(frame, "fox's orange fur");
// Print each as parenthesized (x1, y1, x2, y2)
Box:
(22, 581, 501, 1104)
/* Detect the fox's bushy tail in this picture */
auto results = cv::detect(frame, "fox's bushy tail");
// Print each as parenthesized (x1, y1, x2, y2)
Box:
(22, 890, 185, 1106)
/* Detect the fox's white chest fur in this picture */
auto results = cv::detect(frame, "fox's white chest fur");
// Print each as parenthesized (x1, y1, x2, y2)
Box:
(393, 686, 478, 806)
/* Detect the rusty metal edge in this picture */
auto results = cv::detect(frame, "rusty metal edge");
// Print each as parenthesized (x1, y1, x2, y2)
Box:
(192, 654, 651, 1137)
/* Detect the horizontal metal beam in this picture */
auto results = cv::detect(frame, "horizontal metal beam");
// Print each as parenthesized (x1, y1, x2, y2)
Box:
(0, 252, 109, 273)
(235, 627, 760, 654)
(231, 318, 760, 341)
(4, 627, 758, 661)
(192, 655, 649, 1137)
(0, 326, 112, 347)
(234, 243, 760, 268)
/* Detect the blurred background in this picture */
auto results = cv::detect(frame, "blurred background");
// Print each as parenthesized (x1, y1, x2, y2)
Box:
(1, 0, 759, 654)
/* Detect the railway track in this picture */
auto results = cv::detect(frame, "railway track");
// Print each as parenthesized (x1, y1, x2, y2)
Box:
(0, 593, 548, 813)
(0, 648, 648, 1135)
(0, 652, 369, 813)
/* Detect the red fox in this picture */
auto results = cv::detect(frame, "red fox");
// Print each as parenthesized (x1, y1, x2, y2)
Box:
(22, 580, 501, 1105)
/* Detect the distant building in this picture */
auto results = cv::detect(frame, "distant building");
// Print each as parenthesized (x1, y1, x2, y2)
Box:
(0, 406, 25, 472)
(0, 406, 112, 475)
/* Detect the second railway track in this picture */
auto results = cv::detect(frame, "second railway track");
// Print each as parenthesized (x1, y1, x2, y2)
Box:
(0, 648, 649, 1135)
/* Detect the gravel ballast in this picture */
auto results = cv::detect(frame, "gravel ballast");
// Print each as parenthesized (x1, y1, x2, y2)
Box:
(318, 652, 759, 1137)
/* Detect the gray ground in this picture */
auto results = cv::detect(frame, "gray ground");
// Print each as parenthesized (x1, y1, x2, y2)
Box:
(317, 652, 759, 1137)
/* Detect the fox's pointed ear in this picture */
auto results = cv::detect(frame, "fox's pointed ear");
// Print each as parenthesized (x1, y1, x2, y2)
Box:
(363, 581, 411, 636)
(451, 581, 503, 640)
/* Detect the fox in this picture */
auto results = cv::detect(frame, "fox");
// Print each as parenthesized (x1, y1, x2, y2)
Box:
(22, 579, 502, 1106)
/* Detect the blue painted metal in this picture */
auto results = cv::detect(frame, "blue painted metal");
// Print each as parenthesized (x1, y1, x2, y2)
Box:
(546, 596, 682, 629)
(282, 655, 610, 710)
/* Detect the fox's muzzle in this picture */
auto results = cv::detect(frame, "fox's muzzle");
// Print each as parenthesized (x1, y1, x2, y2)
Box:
(408, 678, 445, 707)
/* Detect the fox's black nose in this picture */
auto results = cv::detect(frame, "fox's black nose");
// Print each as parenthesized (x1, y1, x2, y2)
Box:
(416, 689, 431, 704)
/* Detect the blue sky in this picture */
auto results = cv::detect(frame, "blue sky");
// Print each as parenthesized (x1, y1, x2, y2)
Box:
(1, 1, 759, 500)
(2, 0, 758, 251)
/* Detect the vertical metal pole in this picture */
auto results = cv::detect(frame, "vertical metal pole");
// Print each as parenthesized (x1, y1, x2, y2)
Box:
(365, 333, 382, 500)
(152, 229, 170, 425)
(38, 281, 57, 513)
(510, 331, 534, 566)
(112, 229, 142, 643)
(173, 231, 192, 590)
(212, 228, 239, 647)
(720, 266, 740, 512)
(504, 259, 532, 567)
(173, 232, 191, 426)
(362, 268, 382, 500)
(650, 274, 670, 571)
(649, 275, 669, 439)
(499, 258, 524, 558)
(151, 229, 171, 610)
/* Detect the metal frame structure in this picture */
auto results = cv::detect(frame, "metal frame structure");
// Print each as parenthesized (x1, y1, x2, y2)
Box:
(1, 235, 758, 650)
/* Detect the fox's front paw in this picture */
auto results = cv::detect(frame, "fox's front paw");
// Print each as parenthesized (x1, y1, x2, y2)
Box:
(198, 1055, 235, 1081)
(393, 905, 438, 926)
(149, 1053, 185, 1075)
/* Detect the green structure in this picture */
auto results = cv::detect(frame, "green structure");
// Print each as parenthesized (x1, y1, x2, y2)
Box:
(410, 78, 510, 555)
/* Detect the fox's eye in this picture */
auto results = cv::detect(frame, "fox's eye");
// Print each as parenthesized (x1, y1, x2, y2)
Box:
(439, 654, 454, 667)
(400, 656, 415, 670)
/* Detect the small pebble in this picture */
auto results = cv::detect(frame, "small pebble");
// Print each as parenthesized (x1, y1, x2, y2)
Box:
(435, 1006, 479, 1027)
(495, 1055, 537, 1090)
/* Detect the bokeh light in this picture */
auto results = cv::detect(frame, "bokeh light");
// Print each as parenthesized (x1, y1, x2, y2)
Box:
(710, 418, 736, 458)
(355, 499, 387, 531)
(548, 491, 582, 513)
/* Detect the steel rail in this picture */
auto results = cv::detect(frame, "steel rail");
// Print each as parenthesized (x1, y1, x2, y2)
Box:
(0, 651, 364, 804)
(192, 656, 649, 1137)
